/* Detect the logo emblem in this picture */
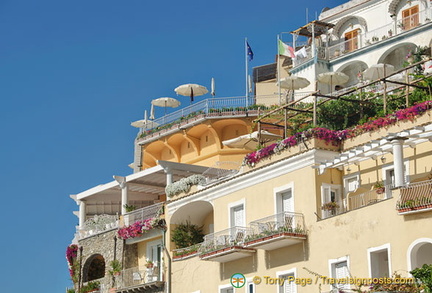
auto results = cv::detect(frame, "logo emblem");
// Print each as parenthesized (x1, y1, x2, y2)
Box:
(230, 273, 246, 288)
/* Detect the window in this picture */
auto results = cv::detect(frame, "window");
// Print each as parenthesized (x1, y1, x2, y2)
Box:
(228, 199, 246, 227)
(146, 239, 162, 281)
(344, 29, 359, 52)
(344, 174, 359, 195)
(277, 268, 297, 293)
(274, 183, 294, 214)
(402, 5, 419, 30)
(368, 244, 391, 278)
(231, 205, 244, 227)
(321, 184, 342, 218)
(219, 286, 234, 293)
(329, 257, 350, 291)
(246, 279, 256, 293)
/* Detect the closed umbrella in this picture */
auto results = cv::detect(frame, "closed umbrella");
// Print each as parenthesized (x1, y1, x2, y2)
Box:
(211, 78, 215, 97)
(174, 83, 208, 103)
(222, 130, 282, 150)
(317, 72, 349, 93)
(363, 64, 395, 81)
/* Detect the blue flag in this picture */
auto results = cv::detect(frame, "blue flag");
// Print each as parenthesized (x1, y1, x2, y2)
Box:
(247, 41, 254, 61)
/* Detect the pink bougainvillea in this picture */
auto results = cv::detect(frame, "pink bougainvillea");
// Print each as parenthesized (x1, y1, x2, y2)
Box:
(117, 218, 156, 240)
(243, 101, 432, 167)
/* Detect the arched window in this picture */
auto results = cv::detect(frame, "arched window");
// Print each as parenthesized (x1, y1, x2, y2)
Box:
(83, 254, 106, 282)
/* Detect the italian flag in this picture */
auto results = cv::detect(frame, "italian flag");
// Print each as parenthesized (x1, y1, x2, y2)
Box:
(278, 40, 295, 58)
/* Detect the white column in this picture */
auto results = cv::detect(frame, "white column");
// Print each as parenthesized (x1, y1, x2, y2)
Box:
(391, 137, 406, 188)
(121, 183, 128, 215)
(79, 200, 86, 229)
(114, 175, 128, 215)
(165, 168, 173, 185)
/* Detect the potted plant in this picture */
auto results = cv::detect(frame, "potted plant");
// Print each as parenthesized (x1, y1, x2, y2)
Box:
(123, 204, 137, 213)
(145, 260, 154, 269)
(321, 201, 340, 211)
(108, 259, 122, 276)
(374, 181, 385, 194)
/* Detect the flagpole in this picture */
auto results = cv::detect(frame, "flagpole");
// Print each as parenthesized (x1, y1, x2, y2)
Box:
(245, 37, 249, 107)
(277, 34, 281, 105)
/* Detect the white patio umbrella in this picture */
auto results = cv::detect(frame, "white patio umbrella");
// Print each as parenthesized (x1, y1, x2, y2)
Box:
(174, 83, 208, 103)
(222, 130, 282, 150)
(131, 110, 159, 129)
(363, 64, 395, 81)
(277, 76, 310, 103)
(317, 72, 349, 93)
(151, 97, 181, 116)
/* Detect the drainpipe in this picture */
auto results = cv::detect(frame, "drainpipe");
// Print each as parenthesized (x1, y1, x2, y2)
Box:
(390, 137, 408, 188)
(162, 226, 171, 293)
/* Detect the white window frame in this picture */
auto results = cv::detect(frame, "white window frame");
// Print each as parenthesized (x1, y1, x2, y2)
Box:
(276, 267, 297, 293)
(328, 256, 350, 291)
(321, 183, 343, 216)
(218, 284, 235, 293)
(274, 182, 295, 214)
(228, 198, 246, 228)
(343, 173, 360, 195)
(246, 278, 256, 293)
(367, 243, 392, 278)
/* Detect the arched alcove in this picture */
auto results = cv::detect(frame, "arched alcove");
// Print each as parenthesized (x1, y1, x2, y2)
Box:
(83, 254, 106, 282)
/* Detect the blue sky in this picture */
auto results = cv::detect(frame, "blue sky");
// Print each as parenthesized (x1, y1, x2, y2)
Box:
(0, 0, 345, 291)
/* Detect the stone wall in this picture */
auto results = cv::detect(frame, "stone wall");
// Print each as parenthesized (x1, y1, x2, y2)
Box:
(78, 229, 138, 280)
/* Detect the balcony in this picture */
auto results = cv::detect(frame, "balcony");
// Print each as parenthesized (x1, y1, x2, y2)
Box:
(136, 96, 260, 143)
(347, 184, 393, 211)
(244, 212, 307, 251)
(115, 266, 164, 293)
(290, 7, 432, 65)
(396, 180, 432, 214)
(77, 214, 119, 240)
(199, 226, 255, 262)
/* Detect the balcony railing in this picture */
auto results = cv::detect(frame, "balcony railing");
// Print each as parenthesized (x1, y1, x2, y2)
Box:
(77, 214, 119, 240)
(123, 202, 164, 226)
(291, 7, 431, 64)
(116, 266, 163, 290)
(246, 212, 306, 240)
(199, 226, 250, 255)
(244, 212, 306, 250)
(348, 184, 393, 211)
(396, 180, 432, 213)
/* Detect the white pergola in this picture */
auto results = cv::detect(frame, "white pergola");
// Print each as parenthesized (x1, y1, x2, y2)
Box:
(70, 160, 224, 228)
(316, 123, 432, 185)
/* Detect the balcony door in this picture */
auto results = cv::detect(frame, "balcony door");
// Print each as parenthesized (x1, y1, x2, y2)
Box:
(402, 5, 419, 30)
(344, 29, 359, 52)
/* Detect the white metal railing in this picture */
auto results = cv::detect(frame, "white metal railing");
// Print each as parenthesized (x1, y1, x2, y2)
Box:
(246, 212, 306, 243)
(123, 202, 163, 226)
(116, 266, 162, 289)
(348, 184, 393, 211)
(77, 214, 119, 240)
(396, 180, 432, 210)
(141, 96, 256, 130)
(199, 226, 250, 255)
